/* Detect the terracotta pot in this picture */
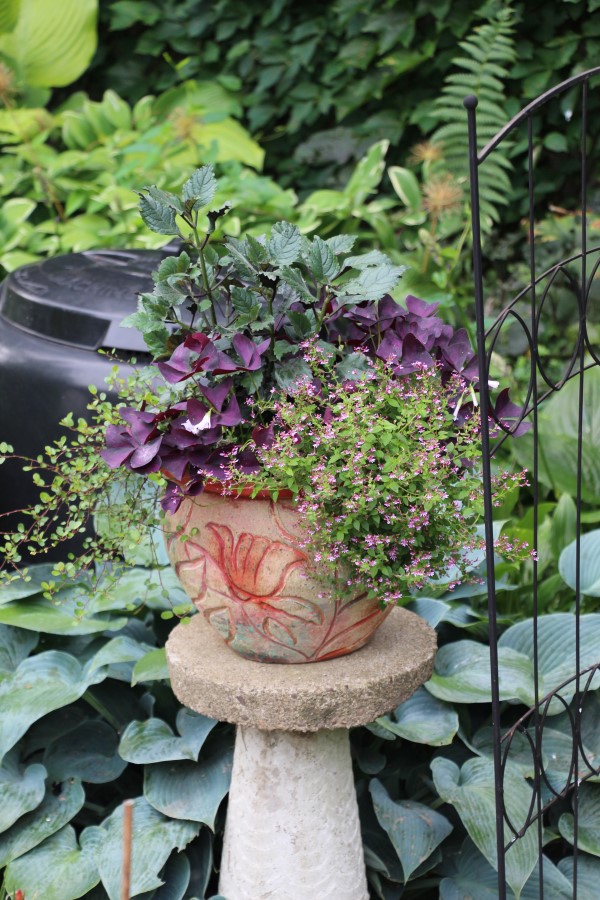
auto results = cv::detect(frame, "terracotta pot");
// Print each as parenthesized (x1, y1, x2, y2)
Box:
(164, 488, 391, 664)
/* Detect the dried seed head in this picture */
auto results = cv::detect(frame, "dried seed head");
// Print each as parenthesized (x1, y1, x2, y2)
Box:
(423, 175, 463, 216)
(408, 141, 444, 166)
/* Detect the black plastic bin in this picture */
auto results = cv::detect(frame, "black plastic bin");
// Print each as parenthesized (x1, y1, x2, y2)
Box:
(0, 248, 167, 557)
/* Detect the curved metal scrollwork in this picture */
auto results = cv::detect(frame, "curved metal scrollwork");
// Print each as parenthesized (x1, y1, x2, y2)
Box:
(466, 66, 600, 898)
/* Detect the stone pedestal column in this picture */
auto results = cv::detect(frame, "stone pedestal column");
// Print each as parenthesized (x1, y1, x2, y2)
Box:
(167, 607, 437, 900)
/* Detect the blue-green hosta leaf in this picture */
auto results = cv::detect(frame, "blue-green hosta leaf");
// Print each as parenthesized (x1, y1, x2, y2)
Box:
(4, 825, 101, 900)
(132, 647, 169, 685)
(87, 566, 188, 614)
(305, 235, 340, 281)
(119, 711, 217, 764)
(85, 635, 154, 677)
(559, 783, 600, 855)
(426, 640, 532, 705)
(440, 840, 572, 900)
(431, 757, 537, 899)
(499, 613, 600, 708)
(267, 221, 301, 266)
(559, 530, 600, 596)
(43, 721, 126, 784)
(182, 166, 217, 209)
(370, 779, 453, 881)
(558, 853, 600, 899)
(512, 366, 600, 504)
(0, 651, 98, 761)
(144, 749, 233, 829)
(0, 749, 46, 831)
(373, 687, 458, 746)
(0, 777, 85, 866)
(0, 623, 38, 675)
(336, 263, 407, 303)
(152, 852, 191, 900)
(0, 564, 58, 603)
(94, 797, 199, 900)
(407, 597, 482, 630)
(0, 597, 126, 635)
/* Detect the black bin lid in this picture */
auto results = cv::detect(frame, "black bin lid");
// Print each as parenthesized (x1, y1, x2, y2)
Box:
(0, 249, 170, 352)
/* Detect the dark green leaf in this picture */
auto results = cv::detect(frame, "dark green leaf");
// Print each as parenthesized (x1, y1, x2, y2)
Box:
(138, 194, 179, 235)
(182, 165, 217, 209)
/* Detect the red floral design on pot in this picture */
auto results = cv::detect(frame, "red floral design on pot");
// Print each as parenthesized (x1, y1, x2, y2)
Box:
(165, 490, 391, 663)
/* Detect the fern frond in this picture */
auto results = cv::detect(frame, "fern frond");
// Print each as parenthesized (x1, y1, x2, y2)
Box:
(428, 5, 516, 231)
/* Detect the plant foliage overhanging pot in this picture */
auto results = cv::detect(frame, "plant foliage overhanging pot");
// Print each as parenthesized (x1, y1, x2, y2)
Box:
(0, 165, 529, 662)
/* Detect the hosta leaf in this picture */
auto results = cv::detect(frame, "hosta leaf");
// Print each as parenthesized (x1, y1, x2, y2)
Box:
(0, 597, 126, 635)
(85, 635, 153, 677)
(138, 193, 179, 235)
(144, 749, 233, 829)
(152, 852, 191, 900)
(95, 797, 199, 900)
(267, 221, 301, 266)
(119, 711, 217, 763)
(0, 623, 38, 675)
(373, 687, 458, 746)
(440, 840, 572, 899)
(43, 720, 127, 783)
(558, 853, 600, 899)
(370, 779, 453, 881)
(336, 263, 406, 302)
(499, 613, 600, 708)
(5, 825, 101, 900)
(182, 165, 217, 209)
(559, 783, 600, 855)
(426, 640, 532, 705)
(132, 647, 169, 685)
(0, 651, 96, 761)
(431, 757, 537, 898)
(0, 777, 85, 866)
(0, 564, 58, 603)
(0, 0, 97, 88)
(559, 530, 600, 596)
(0, 749, 46, 831)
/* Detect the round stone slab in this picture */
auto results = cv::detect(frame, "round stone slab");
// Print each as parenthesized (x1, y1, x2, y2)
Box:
(166, 607, 437, 732)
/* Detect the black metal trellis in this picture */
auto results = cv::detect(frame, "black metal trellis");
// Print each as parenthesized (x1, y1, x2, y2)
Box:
(466, 66, 600, 898)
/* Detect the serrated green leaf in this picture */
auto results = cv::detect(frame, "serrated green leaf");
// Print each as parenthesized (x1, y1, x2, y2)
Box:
(277, 265, 315, 302)
(335, 351, 372, 382)
(268, 221, 302, 266)
(305, 235, 340, 281)
(138, 193, 179, 235)
(336, 263, 406, 302)
(274, 356, 312, 391)
(155, 252, 191, 282)
(325, 234, 356, 254)
(182, 165, 217, 209)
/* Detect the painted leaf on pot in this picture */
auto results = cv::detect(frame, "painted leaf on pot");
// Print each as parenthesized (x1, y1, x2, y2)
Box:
(0, 777, 85, 867)
(119, 710, 217, 764)
(431, 756, 537, 899)
(0, 749, 46, 831)
(144, 748, 233, 829)
(4, 825, 101, 900)
(370, 779, 453, 881)
(94, 797, 199, 900)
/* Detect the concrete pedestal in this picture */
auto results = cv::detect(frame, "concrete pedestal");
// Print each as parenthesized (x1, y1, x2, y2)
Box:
(166, 607, 436, 900)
